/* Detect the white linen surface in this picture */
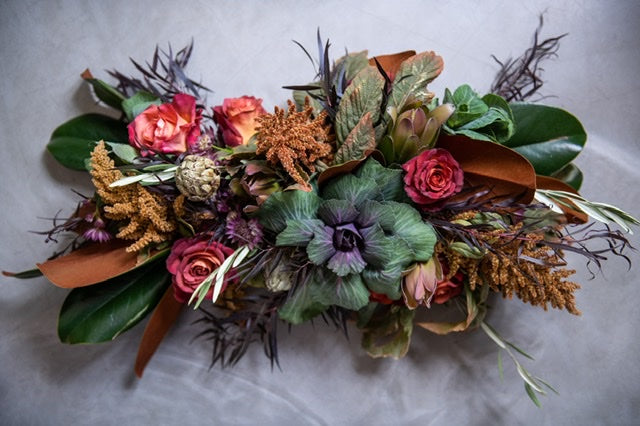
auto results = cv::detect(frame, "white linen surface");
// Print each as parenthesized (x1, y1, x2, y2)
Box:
(1, 1, 639, 425)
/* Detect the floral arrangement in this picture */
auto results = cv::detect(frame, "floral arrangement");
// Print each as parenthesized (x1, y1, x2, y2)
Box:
(6, 28, 638, 405)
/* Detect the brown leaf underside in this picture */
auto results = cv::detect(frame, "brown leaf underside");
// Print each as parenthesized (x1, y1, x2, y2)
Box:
(37, 239, 138, 288)
(134, 287, 183, 378)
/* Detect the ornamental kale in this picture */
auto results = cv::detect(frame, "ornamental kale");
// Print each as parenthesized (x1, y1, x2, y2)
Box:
(257, 158, 436, 323)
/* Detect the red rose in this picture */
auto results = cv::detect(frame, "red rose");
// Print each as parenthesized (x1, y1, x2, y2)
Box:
(166, 234, 234, 303)
(402, 148, 464, 209)
(128, 93, 202, 156)
(432, 272, 464, 304)
(213, 96, 266, 147)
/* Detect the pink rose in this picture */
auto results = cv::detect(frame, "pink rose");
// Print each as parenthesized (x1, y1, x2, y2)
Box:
(128, 93, 202, 156)
(402, 148, 464, 209)
(166, 234, 235, 303)
(213, 96, 266, 147)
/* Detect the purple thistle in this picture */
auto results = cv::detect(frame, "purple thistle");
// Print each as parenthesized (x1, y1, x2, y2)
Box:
(82, 218, 112, 243)
(225, 211, 263, 249)
(214, 185, 233, 213)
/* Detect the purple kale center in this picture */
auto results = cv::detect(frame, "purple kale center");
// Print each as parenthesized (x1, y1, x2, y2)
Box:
(333, 223, 363, 252)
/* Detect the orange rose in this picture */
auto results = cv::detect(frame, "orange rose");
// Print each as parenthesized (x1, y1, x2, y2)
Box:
(128, 93, 202, 156)
(213, 96, 266, 147)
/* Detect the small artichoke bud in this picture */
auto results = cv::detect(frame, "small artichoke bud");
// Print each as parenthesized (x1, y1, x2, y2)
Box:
(386, 103, 455, 164)
(175, 155, 220, 202)
(265, 263, 293, 292)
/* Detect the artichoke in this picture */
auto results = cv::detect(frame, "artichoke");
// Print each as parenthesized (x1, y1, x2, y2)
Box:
(381, 101, 454, 164)
(175, 155, 220, 202)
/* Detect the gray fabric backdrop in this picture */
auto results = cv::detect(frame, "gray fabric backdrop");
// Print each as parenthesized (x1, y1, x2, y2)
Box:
(1, 1, 639, 424)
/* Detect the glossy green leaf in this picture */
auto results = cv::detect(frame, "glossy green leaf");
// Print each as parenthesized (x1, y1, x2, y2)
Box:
(443, 87, 514, 143)
(82, 74, 126, 111)
(105, 142, 139, 164)
(48, 114, 128, 170)
(443, 85, 488, 128)
(551, 163, 583, 191)
(58, 260, 171, 344)
(122, 91, 161, 122)
(505, 103, 586, 176)
(1, 268, 43, 279)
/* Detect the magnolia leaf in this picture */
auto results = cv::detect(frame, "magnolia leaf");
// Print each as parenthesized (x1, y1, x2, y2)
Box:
(122, 91, 161, 122)
(2, 268, 43, 279)
(368, 50, 415, 81)
(334, 112, 376, 164)
(105, 142, 139, 164)
(437, 135, 537, 204)
(37, 240, 169, 288)
(58, 259, 171, 344)
(505, 103, 586, 176)
(551, 163, 583, 191)
(81, 69, 126, 111)
(361, 306, 415, 359)
(390, 51, 444, 110)
(134, 286, 183, 377)
(48, 114, 128, 170)
(335, 66, 385, 145)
